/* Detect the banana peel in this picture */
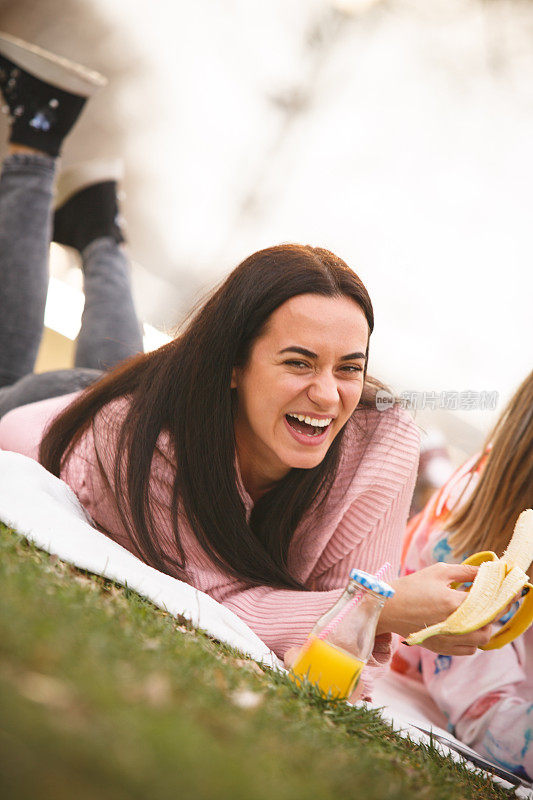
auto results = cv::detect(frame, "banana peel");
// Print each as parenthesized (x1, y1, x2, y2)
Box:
(406, 509, 533, 649)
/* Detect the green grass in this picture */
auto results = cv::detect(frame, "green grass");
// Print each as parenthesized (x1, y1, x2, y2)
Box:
(0, 523, 513, 800)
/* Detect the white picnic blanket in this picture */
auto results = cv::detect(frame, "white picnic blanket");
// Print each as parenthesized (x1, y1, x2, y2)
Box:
(0, 449, 530, 796)
(0, 450, 280, 669)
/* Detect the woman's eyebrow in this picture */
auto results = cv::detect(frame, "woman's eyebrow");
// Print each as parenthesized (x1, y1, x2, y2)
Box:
(279, 346, 317, 358)
(279, 346, 366, 361)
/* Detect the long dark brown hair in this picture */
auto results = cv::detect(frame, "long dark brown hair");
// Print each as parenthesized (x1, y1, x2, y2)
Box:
(40, 244, 385, 589)
(447, 370, 533, 569)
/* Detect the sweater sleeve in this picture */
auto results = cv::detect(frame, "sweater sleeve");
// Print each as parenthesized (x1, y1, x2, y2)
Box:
(220, 456, 415, 662)
(313, 454, 419, 668)
(310, 406, 419, 667)
(219, 478, 412, 663)
(222, 408, 420, 663)
(221, 584, 345, 659)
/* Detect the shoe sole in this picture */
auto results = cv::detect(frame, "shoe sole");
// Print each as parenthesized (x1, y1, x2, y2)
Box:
(55, 158, 124, 207)
(0, 31, 107, 97)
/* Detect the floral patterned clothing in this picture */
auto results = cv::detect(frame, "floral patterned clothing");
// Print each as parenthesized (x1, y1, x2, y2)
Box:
(393, 451, 533, 781)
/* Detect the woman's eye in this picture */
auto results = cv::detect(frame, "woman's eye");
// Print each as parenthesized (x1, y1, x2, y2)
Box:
(340, 365, 363, 374)
(284, 360, 309, 369)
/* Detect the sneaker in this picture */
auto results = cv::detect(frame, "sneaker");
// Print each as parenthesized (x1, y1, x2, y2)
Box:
(54, 159, 126, 253)
(0, 31, 107, 157)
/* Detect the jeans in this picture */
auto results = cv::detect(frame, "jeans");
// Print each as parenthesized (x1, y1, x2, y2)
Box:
(0, 153, 143, 418)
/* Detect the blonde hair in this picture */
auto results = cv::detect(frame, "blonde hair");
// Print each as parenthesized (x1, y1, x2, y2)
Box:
(446, 371, 533, 569)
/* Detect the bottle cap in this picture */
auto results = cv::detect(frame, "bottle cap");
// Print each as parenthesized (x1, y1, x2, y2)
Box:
(349, 568, 395, 598)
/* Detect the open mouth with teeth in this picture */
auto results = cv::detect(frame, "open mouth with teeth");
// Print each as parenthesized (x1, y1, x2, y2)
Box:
(285, 413, 333, 437)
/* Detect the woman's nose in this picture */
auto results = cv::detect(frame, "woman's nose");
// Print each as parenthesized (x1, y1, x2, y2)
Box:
(306, 372, 339, 408)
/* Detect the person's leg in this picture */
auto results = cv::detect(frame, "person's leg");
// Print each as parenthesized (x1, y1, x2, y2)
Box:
(53, 163, 144, 370)
(76, 237, 144, 370)
(0, 367, 102, 418)
(0, 31, 106, 392)
(0, 152, 56, 388)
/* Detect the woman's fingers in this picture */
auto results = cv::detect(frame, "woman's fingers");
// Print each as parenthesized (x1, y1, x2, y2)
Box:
(500, 593, 522, 618)
(417, 623, 494, 656)
(437, 562, 479, 586)
(283, 646, 300, 669)
(468, 622, 494, 648)
(384, 564, 467, 635)
(348, 680, 366, 703)
(383, 562, 497, 641)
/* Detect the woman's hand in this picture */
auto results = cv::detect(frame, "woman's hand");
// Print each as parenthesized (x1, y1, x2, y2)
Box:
(377, 563, 494, 655)
(284, 646, 300, 669)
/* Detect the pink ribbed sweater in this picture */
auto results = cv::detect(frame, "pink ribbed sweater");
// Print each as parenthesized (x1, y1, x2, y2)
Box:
(0, 392, 419, 665)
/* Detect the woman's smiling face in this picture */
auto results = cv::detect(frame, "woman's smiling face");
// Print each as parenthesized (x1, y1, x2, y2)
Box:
(231, 293, 369, 499)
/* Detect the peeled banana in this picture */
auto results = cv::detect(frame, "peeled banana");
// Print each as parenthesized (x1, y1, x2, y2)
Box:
(406, 509, 533, 648)
(502, 509, 533, 573)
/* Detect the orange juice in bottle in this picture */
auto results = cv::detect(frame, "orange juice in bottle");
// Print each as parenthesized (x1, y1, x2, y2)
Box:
(290, 568, 395, 700)
(291, 637, 365, 698)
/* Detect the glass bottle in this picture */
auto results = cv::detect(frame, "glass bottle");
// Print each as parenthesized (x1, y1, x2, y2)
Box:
(290, 568, 395, 699)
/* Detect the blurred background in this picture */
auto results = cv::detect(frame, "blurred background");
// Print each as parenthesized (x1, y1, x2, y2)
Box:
(1, 0, 532, 493)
